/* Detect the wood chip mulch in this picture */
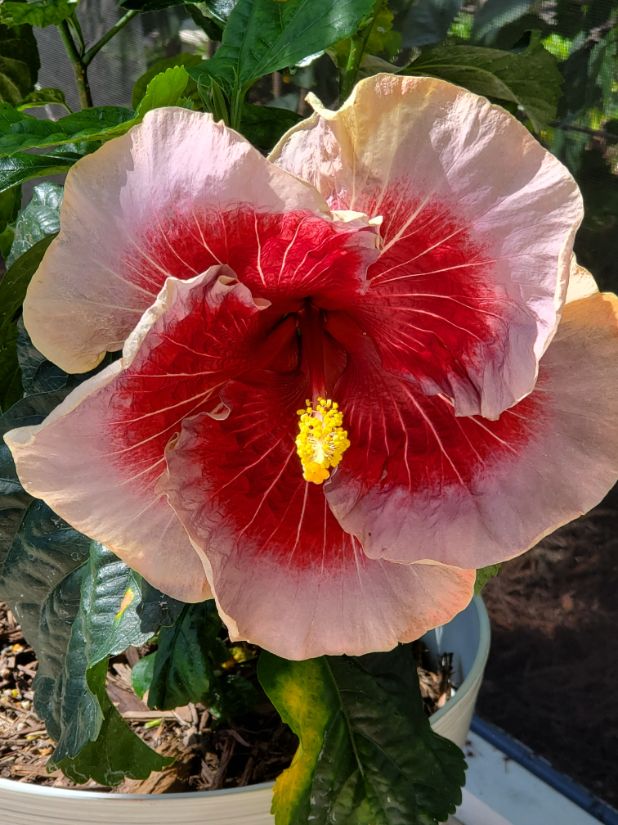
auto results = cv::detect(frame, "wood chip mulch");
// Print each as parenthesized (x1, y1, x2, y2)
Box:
(0, 602, 453, 794)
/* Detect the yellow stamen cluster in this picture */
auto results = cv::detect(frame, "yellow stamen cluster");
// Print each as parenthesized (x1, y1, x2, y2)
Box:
(295, 397, 350, 484)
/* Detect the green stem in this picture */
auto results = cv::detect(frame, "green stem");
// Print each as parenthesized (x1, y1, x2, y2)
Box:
(229, 89, 245, 132)
(340, 15, 376, 101)
(209, 80, 230, 125)
(68, 10, 86, 55)
(83, 10, 139, 66)
(58, 21, 93, 109)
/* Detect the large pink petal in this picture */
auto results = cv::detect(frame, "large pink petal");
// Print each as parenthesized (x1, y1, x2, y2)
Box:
(325, 287, 618, 569)
(272, 74, 583, 417)
(25, 108, 375, 373)
(163, 375, 474, 659)
(5, 267, 285, 600)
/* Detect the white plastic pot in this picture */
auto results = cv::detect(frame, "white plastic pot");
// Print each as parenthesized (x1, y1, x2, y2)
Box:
(0, 597, 490, 825)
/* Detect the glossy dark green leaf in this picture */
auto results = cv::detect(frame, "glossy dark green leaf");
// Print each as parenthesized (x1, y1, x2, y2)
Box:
(0, 104, 135, 155)
(401, 0, 464, 47)
(148, 601, 227, 710)
(0, 152, 77, 195)
(259, 647, 466, 825)
(405, 42, 562, 131)
(136, 579, 185, 632)
(53, 657, 173, 785)
(0, 516, 172, 783)
(120, 0, 191, 9)
(240, 103, 302, 151)
(0, 0, 76, 28)
(0, 181, 62, 408)
(7, 181, 61, 266)
(0, 235, 54, 410)
(0, 399, 33, 558)
(0, 500, 92, 739)
(46, 545, 160, 763)
(120, 0, 234, 22)
(15, 321, 68, 396)
(189, 0, 375, 95)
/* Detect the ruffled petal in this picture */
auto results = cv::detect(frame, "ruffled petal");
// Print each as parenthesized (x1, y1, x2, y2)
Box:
(565, 256, 598, 303)
(325, 290, 618, 569)
(25, 107, 374, 373)
(272, 74, 583, 418)
(163, 375, 474, 659)
(5, 267, 285, 600)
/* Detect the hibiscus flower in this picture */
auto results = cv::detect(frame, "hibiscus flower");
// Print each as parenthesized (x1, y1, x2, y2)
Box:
(6, 75, 618, 660)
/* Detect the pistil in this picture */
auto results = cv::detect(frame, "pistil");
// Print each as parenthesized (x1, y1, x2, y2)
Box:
(296, 397, 350, 484)
(295, 304, 350, 483)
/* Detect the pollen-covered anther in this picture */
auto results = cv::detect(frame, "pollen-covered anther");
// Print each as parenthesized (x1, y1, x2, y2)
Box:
(295, 397, 351, 484)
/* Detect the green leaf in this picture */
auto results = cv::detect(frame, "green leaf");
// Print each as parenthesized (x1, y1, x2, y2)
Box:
(189, 0, 375, 96)
(0, 151, 78, 194)
(131, 54, 201, 109)
(0, 518, 172, 784)
(47, 544, 160, 763)
(240, 103, 302, 151)
(120, 0, 235, 20)
(0, 104, 135, 155)
(7, 180, 62, 266)
(0, 0, 76, 28)
(475, 564, 501, 594)
(17, 86, 68, 111)
(259, 647, 466, 825)
(15, 321, 68, 395)
(135, 579, 185, 631)
(0, 23, 40, 105)
(471, 0, 535, 44)
(0, 501, 92, 729)
(0, 183, 20, 236)
(0, 235, 54, 410)
(405, 42, 562, 131)
(53, 658, 173, 785)
(135, 65, 190, 118)
(148, 602, 227, 710)
(132, 652, 156, 699)
(401, 0, 464, 47)
(561, 28, 617, 119)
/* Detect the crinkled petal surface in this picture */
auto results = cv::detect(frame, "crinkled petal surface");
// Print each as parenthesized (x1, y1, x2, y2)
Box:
(5, 267, 288, 600)
(325, 280, 618, 569)
(272, 74, 583, 418)
(24, 107, 374, 373)
(163, 375, 474, 660)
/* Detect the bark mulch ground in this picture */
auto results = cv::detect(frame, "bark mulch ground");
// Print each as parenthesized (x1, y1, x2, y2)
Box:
(478, 485, 618, 808)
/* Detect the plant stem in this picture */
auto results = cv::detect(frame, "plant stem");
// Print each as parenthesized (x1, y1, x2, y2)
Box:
(209, 79, 230, 125)
(340, 16, 375, 102)
(58, 21, 93, 109)
(83, 10, 139, 66)
(67, 10, 86, 55)
(230, 89, 245, 131)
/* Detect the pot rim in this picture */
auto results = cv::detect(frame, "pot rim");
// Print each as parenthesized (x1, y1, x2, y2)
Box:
(0, 596, 489, 802)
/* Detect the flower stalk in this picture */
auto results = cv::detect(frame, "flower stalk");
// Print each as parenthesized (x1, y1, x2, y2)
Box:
(56, 9, 139, 110)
